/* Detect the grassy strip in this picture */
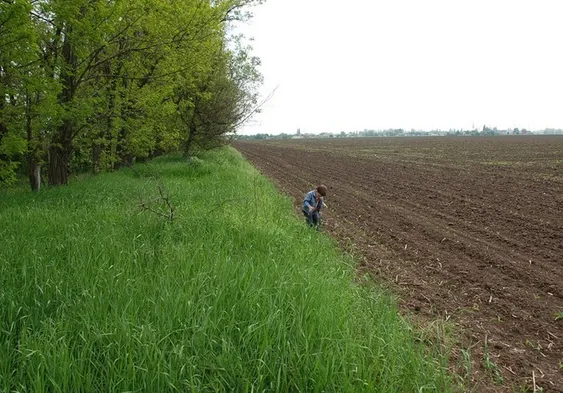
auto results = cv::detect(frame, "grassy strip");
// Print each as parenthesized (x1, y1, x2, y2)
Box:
(0, 148, 452, 392)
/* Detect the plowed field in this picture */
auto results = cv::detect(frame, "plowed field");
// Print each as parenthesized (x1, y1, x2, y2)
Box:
(234, 136, 563, 392)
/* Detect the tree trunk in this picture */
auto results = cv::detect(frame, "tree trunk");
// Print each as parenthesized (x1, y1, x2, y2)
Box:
(47, 143, 70, 185)
(113, 94, 129, 170)
(183, 127, 196, 158)
(25, 92, 41, 191)
(47, 120, 73, 185)
(92, 142, 102, 174)
(0, 65, 6, 141)
(28, 161, 41, 192)
(48, 27, 76, 186)
(183, 97, 199, 157)
(0, 122, 6, 146)
(0, 90, 6, 148)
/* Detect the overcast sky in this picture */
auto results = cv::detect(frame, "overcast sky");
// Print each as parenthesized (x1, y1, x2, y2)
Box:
(238, 0, 563, 135)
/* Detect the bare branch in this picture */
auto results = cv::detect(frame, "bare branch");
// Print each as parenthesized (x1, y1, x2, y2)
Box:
(138, 181, 176, 222)
(233, 85, 277, 129)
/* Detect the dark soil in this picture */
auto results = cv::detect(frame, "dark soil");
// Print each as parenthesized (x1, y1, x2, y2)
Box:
(234, 136, 563, 392)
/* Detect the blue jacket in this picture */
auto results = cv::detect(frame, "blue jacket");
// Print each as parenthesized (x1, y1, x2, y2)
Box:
(302, 190, 322, 213)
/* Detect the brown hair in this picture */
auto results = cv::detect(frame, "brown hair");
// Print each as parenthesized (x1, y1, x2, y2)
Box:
(316, 184, 327, 196)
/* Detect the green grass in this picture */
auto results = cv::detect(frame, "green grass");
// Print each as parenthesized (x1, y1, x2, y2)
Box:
(0, 148, 452, 392)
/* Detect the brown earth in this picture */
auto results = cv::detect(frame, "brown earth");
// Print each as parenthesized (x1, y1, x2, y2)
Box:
(234, 136, 563, 392)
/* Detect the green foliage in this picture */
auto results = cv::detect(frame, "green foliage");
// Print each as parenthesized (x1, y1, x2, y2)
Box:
(1, 0, 263, 187)
(0, 159, 22, 186)
(0, 148, 452, 392)
(0, 133, 26, 157)
(0, 132, 26, 185)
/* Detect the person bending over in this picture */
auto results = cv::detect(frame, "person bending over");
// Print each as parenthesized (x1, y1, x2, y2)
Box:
(302, 184, 327, 229)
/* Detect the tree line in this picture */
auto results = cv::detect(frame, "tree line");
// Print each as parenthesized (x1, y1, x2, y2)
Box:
(239, 127, 546, 140)
(1, 0, 263, 190)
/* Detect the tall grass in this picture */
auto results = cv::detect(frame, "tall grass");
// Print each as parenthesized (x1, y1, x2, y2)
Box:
(0, 148, 451, 392)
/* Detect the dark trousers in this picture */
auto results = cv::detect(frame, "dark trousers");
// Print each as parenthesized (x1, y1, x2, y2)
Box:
(303, 210, 320, 228)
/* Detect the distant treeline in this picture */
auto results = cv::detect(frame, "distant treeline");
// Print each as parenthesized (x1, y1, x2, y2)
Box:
(238, 127, 563, 140)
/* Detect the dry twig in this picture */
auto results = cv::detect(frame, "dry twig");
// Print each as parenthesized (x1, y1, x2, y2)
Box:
(139, 181, 175, 222)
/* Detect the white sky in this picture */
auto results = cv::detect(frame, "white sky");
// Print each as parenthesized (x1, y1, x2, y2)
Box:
(238, 0, 563, 135)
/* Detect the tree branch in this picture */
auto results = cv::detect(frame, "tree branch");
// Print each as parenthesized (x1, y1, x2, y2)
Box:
(30, 11, 60, 29)
(233, 85, 277, 129)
